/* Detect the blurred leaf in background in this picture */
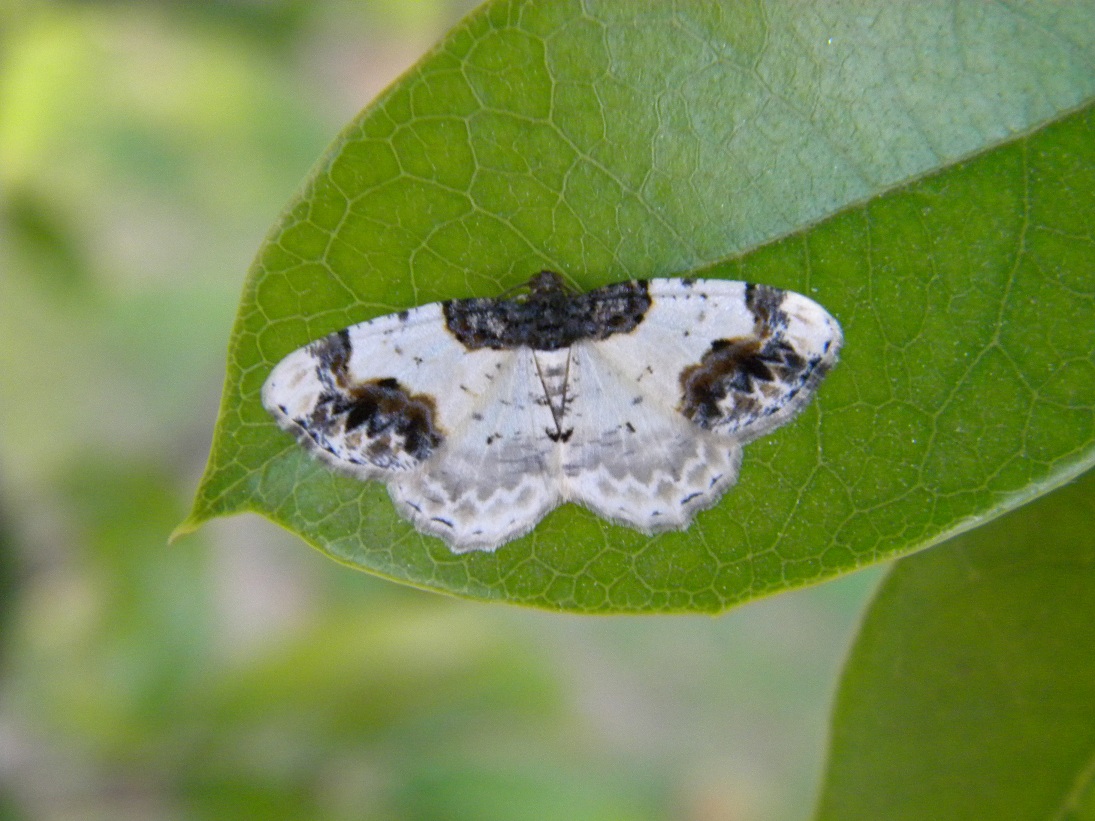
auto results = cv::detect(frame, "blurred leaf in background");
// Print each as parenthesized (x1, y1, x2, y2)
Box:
(817, 467, 1095, 821)
(0, 1, 886, 820)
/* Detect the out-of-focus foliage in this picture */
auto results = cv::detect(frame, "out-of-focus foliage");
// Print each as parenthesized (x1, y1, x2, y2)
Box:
(817, 468, 1095, 821)
(0, 2, 881, 820)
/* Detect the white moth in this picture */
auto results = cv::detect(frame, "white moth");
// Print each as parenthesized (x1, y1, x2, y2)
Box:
(263, 272, 842, 552)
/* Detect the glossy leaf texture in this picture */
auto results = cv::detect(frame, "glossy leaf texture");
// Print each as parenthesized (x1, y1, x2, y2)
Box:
(182, 0, 1095, 612)
(815, 468, 1095, 820)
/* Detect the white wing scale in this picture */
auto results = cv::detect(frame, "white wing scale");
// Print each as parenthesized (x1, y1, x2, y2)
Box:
(560, 342, 743, 532)
(387, 348, 562, 550)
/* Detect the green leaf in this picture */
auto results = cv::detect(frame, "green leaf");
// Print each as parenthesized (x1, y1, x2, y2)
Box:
(815, 468, 1095, 821)
(182, 0, 1095, 612)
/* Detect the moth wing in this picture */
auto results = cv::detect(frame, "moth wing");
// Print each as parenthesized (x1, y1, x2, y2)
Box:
(591, 279, 842, 442)
(263, 305, 562, 551)
(388, 347, 563, 552)
(561, 342, 742, 532)
(261, 304, 507, 476)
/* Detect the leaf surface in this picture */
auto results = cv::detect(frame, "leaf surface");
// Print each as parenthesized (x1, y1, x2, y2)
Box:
(183, 1, 1095, 611)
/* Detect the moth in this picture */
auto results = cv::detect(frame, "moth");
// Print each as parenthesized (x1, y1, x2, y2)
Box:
(263, 272, 842, 552)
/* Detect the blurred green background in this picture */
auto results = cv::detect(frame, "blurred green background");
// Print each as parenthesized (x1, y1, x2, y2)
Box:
(0, 2, 883, 819)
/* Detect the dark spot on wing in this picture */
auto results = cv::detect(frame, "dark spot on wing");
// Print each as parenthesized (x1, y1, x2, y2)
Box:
(678, 283, 832, 432)
(679, 336, 783, 428)
(309, 328, 354, 389)
(745, 282, 789, 332)
(308, 375, 443, 467)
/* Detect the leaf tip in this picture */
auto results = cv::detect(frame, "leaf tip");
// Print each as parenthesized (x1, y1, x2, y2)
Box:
(168, 513, 203, 545)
